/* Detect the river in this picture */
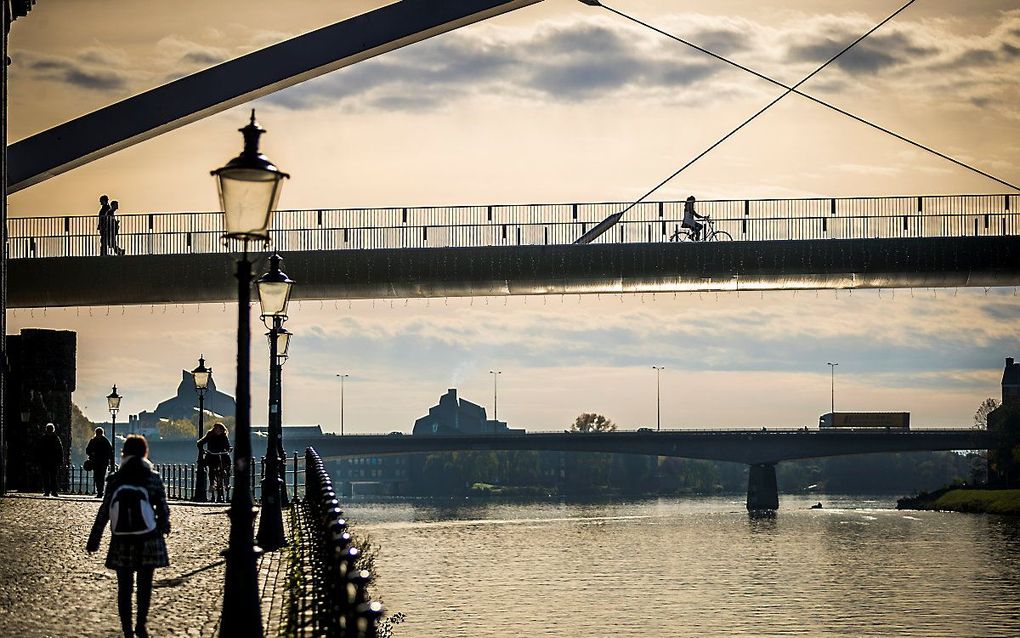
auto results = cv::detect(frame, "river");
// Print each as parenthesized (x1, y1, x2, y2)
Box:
(348, 494, 1020, 638)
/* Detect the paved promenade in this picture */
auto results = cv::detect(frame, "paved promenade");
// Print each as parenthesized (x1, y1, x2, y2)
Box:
(0, 495, 287, 637)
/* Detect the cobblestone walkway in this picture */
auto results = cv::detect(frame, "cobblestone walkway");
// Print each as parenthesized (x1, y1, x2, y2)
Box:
(0, 495, 291, 637)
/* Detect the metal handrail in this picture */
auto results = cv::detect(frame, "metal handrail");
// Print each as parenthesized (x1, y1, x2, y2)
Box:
(8, 194, 1017, 259)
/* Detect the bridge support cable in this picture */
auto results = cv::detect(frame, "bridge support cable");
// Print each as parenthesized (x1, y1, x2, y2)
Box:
(583, 0, 1019, 193)
(574, 0, 921, 244)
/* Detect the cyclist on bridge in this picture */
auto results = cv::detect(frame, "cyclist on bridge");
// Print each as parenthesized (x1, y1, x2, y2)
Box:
(682, 195, 709, 241)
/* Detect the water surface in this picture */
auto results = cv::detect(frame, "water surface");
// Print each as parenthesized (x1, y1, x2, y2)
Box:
(349, 495, 1020, 637)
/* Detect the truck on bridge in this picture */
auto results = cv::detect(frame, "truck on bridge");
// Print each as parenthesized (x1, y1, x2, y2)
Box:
(819, 412, 910, 430)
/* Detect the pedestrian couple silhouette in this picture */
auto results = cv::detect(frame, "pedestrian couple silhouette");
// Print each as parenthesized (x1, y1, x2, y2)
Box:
(98, 194, 125, 256)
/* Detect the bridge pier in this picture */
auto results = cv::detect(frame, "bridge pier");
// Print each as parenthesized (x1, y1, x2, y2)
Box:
(746, 463, 779, 511)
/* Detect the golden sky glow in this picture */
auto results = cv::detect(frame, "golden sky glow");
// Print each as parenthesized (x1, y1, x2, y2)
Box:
(6, 0, 1019, 430)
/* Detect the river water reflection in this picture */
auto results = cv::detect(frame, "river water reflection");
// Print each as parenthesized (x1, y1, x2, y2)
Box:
(349, 495, 1020, 638)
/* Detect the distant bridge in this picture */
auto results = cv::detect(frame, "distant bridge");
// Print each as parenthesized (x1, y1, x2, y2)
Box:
(150, 427, 995, 510)
(8, 194, 1020, 307)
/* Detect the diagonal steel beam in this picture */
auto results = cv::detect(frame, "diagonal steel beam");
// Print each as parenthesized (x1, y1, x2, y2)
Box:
(7, 0, 542, 192)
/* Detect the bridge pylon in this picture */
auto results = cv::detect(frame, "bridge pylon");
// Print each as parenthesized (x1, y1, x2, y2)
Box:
(746, 463, 779, 511)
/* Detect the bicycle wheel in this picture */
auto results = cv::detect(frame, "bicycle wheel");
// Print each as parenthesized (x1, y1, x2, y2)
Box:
(709, 230, 732, 241)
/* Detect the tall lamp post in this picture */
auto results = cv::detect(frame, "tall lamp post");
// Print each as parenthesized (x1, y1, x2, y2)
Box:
(192, 356, 212, 502)
(106, 386, 122, 459)
(489, 370, 502, 420)
(256, 253, 294, 551)
(652, 366, 664, 432)
(212, 109, 288, 637)
(827, 362, 839, 415)
(336, 374, 349, 435)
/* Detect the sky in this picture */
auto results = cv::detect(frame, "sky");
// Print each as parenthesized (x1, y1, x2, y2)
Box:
(5, 0, 1019, 431)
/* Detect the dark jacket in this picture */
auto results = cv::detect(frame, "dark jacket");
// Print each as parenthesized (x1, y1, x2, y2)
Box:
(197, 430, 231, 454)
(87, 457, 171, 560)
(86, 435, 114, 466)
(39, 431, 64, 467)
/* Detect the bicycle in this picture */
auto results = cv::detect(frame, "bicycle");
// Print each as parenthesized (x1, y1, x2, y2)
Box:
(204, 450, 232, 503)
(668, 216, 732, 242)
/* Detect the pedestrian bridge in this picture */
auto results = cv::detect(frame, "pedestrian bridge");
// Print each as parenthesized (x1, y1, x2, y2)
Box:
(8, 193, 1019, 307)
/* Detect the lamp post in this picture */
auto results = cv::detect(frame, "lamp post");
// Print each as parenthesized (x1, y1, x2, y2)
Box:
(256, 252, 294, 551)
(106, 385, 122, 459)
(212, 109, 288, 637)
(652, 366, 664, 432)
(336, 374, 349, 435)
(192, 355, 212, 502)
(827, 362, 839, 415)
(489, 370, 502, 421)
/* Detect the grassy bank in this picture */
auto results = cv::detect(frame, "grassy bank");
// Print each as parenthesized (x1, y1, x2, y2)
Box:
(897, 488, 1020, 515)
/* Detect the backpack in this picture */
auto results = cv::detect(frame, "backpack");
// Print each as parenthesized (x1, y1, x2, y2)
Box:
(109, 484, 157, 536)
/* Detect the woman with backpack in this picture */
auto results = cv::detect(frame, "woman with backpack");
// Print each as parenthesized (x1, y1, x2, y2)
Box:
(87, 434, 171, 638)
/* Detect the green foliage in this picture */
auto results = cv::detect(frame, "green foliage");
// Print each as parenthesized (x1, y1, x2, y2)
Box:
(570, 413, 617, 433)
(69, 403, 97, 463)
(902, 488, 1020, 515)
(157, 415, 236, 440)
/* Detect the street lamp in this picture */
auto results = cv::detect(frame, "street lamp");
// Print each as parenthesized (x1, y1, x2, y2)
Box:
(336, 374, 349, 435)
(213, 109, 288, 636)
(256, 252, 294, 551)
(191, 355, 212, 502)
(489, 370, 502, 421)
(106, 385, 122, 459)
(827, 362, 839, 415)
(652, 366, 664, 432)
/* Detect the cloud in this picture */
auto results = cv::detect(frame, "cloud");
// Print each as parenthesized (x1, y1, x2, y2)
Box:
(24, 54, 129, 91)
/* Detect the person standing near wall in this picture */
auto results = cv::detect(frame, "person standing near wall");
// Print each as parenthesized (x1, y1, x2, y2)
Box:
(86, 426, 113, 497)
(38, 422, 63, 497)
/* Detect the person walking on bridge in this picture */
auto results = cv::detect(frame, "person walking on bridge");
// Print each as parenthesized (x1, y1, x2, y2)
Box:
(87, 434, 171, 638)
(109, 199, 125, 256)
(86, 426, 114, 497)
(97, 195, 112, 256)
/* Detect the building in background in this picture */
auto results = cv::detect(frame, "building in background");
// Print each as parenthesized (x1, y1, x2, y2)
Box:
(987, 357, 1020, 487)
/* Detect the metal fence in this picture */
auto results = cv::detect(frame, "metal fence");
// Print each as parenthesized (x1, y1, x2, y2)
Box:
(9, 194, 1018, 259)
(61, 451, 308, 502)
(286, 447, 384, 637)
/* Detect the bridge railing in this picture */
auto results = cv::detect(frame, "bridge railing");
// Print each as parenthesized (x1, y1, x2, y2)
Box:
(9, 193, 1017, 259)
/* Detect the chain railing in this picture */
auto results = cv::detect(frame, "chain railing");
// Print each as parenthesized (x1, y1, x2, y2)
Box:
(286, 447, 384, 638)
(8, 194, 1017, 259)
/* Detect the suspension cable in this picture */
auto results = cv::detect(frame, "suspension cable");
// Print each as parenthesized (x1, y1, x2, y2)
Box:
(590, 0, 1018, 193)
(574, 0, 1009, 243)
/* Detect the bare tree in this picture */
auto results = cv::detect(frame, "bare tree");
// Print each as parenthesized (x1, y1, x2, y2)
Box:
(974, 397, 1000, 430)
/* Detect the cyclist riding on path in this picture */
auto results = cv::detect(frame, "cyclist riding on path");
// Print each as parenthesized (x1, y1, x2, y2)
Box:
(197, 423, 232, 502)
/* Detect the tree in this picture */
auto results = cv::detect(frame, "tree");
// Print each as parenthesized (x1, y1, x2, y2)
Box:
(974, 397, 1000, 430)
(69, 403, 97, 463)
(570, 413, 616, 433)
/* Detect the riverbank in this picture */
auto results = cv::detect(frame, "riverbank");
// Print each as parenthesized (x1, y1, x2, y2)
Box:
(897, 487, 1020, 515)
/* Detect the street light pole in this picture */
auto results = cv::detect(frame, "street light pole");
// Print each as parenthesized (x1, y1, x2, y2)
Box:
(336, 374, 349, 435)
(652, 366, 664, 432)
(192, 355, 212, 502)
(106, 386, 122, 460)
(213, 109, 288, 637)
(257, 253, 294, 551)
(827, 362, 839, 415)
(489, 370, 501, 421)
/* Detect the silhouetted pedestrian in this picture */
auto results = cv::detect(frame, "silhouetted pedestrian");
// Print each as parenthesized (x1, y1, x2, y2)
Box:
(87, 434, 171, 638)
(682, 195, 708, 241)
(110, 199, 125, 256)
(38, 422, 64, 496)
(97, 195, 112, 256)
(86, 426, 114, 497)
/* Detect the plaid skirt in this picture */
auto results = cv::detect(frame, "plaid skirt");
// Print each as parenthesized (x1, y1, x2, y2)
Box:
(105, 534, 170, 570)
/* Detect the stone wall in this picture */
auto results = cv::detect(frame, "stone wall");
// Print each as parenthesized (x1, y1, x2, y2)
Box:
(4, 328, 76, 491)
